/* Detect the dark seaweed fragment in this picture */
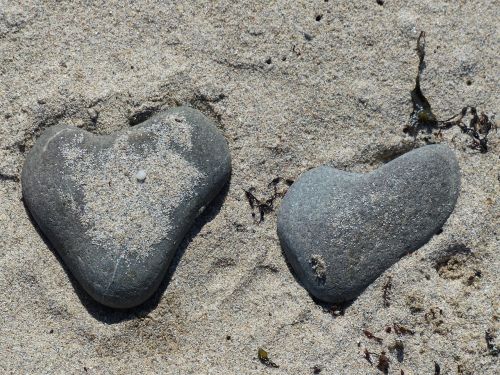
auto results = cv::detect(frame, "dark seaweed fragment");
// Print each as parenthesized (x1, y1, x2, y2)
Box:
(440, 106, 496, 153)
(363, 329, 383, 343)
(376, 351, 390, 373)
(244, 177, 293, 223)
(434, 362, 441, 374)
(382, 276, 392, 307)
(364, 348, 373, 365)
(404, 32, 496, 153)
(408, 31, 438, 135)
(393, 323, 415, 335)
(258, 348, 279, 368)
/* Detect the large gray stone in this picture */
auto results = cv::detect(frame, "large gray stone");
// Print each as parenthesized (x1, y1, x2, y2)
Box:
(22, 106, 231, 308)
(277, 145, 460, 303)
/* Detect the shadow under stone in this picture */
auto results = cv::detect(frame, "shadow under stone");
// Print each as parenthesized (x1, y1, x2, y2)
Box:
(23, 181, 230, 324)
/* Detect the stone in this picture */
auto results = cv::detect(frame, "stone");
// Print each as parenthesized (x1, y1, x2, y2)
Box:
(22, 106, 231, 308)
(277, 145, 460, 303)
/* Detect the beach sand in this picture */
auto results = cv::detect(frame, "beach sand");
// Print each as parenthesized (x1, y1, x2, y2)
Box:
(1, 1, 498, 373)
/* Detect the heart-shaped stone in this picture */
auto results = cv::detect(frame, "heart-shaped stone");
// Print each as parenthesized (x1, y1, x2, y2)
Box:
(22, 106, 231, 308)
(277, 145, 460, 303)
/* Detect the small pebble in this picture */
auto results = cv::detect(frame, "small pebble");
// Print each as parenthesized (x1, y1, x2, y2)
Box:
(136, 169, 147, 182)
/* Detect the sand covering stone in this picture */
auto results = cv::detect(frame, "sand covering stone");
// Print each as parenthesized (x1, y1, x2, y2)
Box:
(60, 115, 202, 261)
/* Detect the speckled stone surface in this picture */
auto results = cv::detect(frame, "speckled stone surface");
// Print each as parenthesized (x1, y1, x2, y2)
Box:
(278, 145, 460, 303)
(21, 106, 231, 308)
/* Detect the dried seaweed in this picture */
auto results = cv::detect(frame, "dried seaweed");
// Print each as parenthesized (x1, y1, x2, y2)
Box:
(244, 177, 293, 223)
(393, 323, 415, 336)
(258, 348, 279, 368)
(364, 348, 373, 365)
(382, 276, 392, 307)
(439, 106, 496, 153)
(376, 351, 390, 373)
(434, 362, 441, 375)
(363, 330, 383, 343)
(409, 32, 438, 134)
(405, 31, 496, 153)
(244, 188, 274, 222)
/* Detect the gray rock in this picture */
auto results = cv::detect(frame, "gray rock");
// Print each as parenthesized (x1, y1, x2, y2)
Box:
(277, 145, 460, 303)
(22, 106, 231, 308)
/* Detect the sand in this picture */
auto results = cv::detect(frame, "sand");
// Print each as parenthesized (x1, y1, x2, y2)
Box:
(60, 115, 202, 260)
(0, 1, 498, 374)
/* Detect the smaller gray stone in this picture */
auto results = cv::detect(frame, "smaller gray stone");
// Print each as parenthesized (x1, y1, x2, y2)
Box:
(22, 106, 231, 308)
(277, 145, 460, 303)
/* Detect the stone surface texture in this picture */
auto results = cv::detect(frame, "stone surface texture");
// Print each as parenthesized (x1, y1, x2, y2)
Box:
(278, 145, 460, 303)
(0, 1, 498, 374)
(21, 107, 231, 308)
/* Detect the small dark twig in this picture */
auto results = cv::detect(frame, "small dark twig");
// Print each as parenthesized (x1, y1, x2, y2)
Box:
(363, 330, 383, 344)
(244, 177, 293, 223)
(376, 351, 390, 373)
(393, 323, 415, 335)
(406, 32, 496, 153)
(382, 276, 392, 307)
(364, 348, 373, 365)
